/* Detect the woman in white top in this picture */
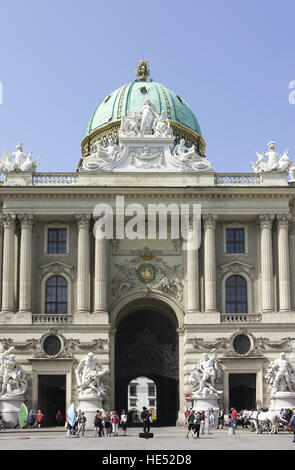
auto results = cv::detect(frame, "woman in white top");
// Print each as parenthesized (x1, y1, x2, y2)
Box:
(120, 409, 128, 436)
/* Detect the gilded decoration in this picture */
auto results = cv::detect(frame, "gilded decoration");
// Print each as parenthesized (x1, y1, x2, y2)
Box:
(137, 263, 156, 283)
(135, 60, 151, 82)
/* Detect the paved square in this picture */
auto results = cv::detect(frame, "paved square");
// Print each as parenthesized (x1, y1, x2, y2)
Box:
(0, 427, 294, 451)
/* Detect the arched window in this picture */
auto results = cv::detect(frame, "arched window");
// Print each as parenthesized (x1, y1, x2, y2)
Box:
(45, 275, 68, 314)
(225, 275, 247, 313)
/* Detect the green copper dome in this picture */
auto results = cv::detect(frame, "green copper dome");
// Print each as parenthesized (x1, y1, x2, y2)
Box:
(81, 62, 206, 158)
(86, 80, 201, 137)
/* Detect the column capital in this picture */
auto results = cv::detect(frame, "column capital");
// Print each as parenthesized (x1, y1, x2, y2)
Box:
(1, 213, 16, 228)
(75, 213, 91, 229)
(258, 213, 275, 230)
(18, 214, 34, 229)
(277, 214, 291, 229)
(202, 213, 217, 229)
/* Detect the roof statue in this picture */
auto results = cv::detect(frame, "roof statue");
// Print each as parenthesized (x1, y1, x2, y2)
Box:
(0, 142, 40, 174)
(251, 141, 294, 176)
(135, 60, 151, 82)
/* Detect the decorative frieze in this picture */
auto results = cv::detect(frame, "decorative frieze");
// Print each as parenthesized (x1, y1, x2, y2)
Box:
(187, 329, 295, 359)
(0, 330, 108, 360)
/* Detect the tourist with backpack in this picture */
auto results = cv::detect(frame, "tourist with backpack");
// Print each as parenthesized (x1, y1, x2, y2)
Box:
(111, 411, 119, 437)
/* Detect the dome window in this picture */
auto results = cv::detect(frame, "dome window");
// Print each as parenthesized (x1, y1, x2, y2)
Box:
(104, 94, 112, 103)
(140, 86, 148, 94)
(176, 94, 184, 103)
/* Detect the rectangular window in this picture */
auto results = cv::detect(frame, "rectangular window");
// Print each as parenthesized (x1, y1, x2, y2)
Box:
(149, 399, 156, 406)
(47, 228, 67, 254)
(130, 399, 137, 407)
(129, 384, 137, 396)
(148, 384, 156, 396)
(226, 228, 245, 254)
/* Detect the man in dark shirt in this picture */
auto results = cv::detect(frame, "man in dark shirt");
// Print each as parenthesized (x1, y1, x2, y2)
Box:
(141, 407, 151, 438)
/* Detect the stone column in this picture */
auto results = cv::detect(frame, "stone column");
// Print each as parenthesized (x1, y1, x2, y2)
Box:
(177, 328, 185, 424)
(109, 328, 116, 410)
(203, 214, 217, 312)
(76, 214, 91, 313)
(186, 224, 200, 313)
(277, 214, 291, 312)
(1, 214, 16, 312)
(0, 220, 3, 310)
(18, 215, 34, 313)
(259, 214, 275, 312)
(93, 236, 109, 314)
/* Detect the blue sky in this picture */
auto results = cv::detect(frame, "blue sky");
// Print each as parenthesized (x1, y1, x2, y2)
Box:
(0, 0, 294, 172)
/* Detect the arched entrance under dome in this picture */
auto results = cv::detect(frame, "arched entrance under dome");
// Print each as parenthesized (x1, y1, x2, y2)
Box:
(114, 297, 180, 426)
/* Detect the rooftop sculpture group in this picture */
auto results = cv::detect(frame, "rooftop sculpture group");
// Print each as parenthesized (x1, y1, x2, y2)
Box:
(251, 141, 295, 179)
(0, 142, 40, 174)
(119, 99, 173, 138)
(81, 99, 213, 172)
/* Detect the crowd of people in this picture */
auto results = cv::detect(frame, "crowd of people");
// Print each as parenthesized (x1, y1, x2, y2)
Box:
(65, 407, 154, 438)
(184, 406, 295, 437)
(184, 407, 254, 436)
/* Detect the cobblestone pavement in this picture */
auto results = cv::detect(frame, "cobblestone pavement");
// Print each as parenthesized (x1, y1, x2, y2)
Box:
(0, 426, 294, 450)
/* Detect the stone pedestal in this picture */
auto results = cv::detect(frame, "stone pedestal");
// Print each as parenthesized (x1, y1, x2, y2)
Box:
(270, 392, 295, 411)
(192, 393, 221, 412)
(77, 395, 104, 430)
(0, 396, 24, 428)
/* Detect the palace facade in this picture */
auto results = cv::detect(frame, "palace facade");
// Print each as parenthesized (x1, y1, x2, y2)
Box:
(1, 62, 295, 426)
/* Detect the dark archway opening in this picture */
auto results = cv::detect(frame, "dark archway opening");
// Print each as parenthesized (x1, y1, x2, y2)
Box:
(229, 373, 256, 411)
(115, 305, 179, 426)
(38, 375, 66, 426)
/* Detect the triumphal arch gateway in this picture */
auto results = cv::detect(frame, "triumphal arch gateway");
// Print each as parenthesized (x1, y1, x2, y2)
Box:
(1, 61, 295, 426)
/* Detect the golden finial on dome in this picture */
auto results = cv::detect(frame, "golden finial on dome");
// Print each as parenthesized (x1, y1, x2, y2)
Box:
(135, 60, 151, 81)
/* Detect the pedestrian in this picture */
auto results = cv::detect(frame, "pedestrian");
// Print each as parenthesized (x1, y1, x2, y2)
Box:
(194, 412, 201, 439)
(184, 408, 189, 427)
(200, 411, 206, 435)
(65, 414, 76, 437)
(77, 412, 87, 437)
(28, 409, 35, 428)
(218, 408, 224, 429)
(230, 407, 238, 430)
(36, 410, 44, 428)
(104, 412, 111, 437)
(186, 409, 195, 439)
(96, 412, 104, 437)
(290, 409, 295, 442)
(120, 409, 128, 436)
(141, 407, 151, 439)
(111, 411, 119, 437)
(209, 408, 215, 430)
(56, 410, 63, 426)
(93, 412, 100, 436)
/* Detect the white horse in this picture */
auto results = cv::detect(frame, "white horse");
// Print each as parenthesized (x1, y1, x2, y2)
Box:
(242, 410, 287, 434)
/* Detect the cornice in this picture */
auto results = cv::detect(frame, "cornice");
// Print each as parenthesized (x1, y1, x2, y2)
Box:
(0, 187, 293, 201)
